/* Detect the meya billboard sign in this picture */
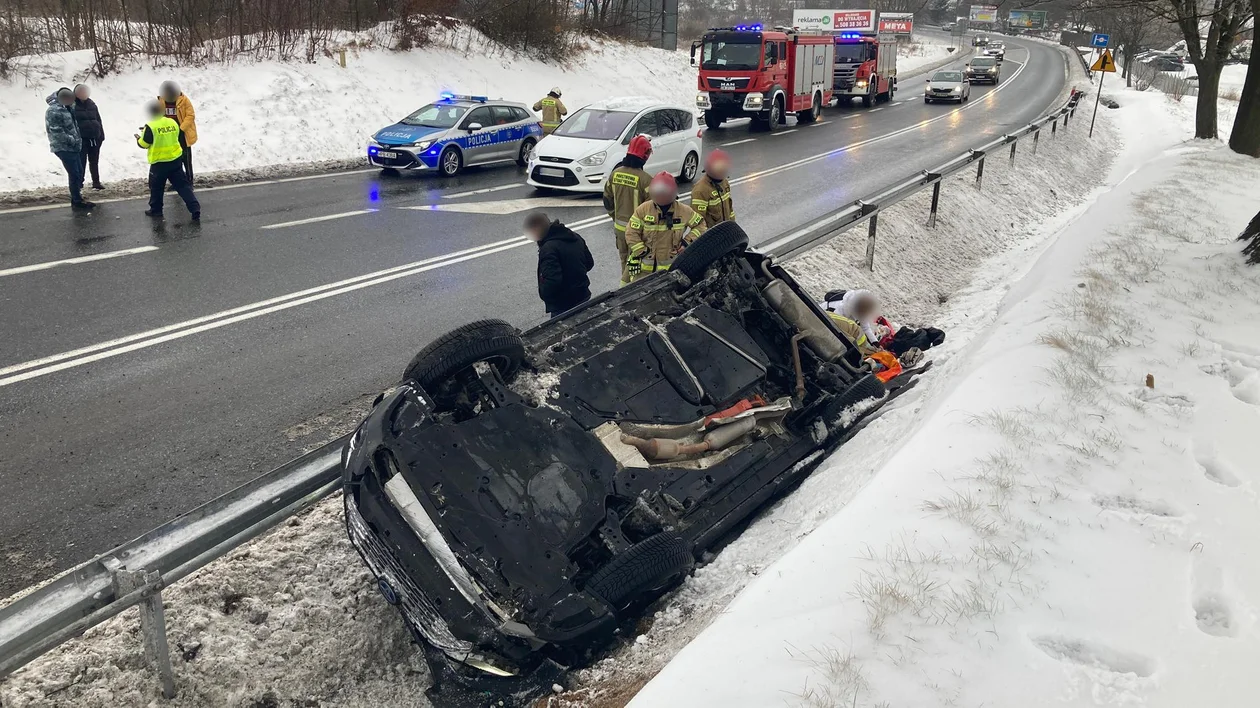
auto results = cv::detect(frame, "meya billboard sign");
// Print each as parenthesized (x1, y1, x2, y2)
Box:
(792, 9, 877, 33)
(878, 12, 914, 35)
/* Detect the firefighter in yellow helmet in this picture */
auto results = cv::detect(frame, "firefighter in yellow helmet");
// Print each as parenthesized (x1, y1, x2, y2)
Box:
(690, 149, 735, 229)
(135, 99, 200, 220)
(532, 88, 567, 135)
(602, 134, 653, 285)
(623, 172, 706, 283)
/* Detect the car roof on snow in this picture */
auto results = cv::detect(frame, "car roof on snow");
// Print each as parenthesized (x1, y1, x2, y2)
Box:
(581, 96, 676, 113)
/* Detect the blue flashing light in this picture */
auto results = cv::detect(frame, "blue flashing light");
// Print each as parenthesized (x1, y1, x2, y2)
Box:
(438, 92, 488, 103)
(368, 146, 378, 155)
(838, 32, 863, 40)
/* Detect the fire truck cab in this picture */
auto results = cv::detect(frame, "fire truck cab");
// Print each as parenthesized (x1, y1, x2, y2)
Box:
(833, 32, 897, 107)
(693, 25, 835, 132)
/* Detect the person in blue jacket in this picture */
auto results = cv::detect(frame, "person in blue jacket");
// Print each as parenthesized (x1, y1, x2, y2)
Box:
(45, 87, 94, 209)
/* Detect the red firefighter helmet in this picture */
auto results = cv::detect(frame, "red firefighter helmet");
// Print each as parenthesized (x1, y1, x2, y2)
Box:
(648, 171, 678, 199)
(626, 134, 653, 160)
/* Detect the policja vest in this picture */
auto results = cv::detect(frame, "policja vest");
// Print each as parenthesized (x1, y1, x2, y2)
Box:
(140, 116, 183, 164)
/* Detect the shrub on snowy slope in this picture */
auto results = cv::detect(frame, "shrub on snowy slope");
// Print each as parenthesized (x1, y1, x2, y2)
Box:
(1240, 208, 1260, 264)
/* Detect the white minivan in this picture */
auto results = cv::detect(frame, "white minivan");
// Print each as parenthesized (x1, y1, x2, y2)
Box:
(526, 97, 704, 193)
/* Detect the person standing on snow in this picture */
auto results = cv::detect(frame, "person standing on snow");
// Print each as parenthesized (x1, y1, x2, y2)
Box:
(136, 100, 200, 221)
(623, 172, 706, 283)
(602, 134, 653, 286)
(45, 87, 93, 210)
(690, 149, 735, 229)
(159, 81, 197, 183)
(533, 88, 567, 135)
(525, 212, 594, 318)
(73, 84, 105, 190)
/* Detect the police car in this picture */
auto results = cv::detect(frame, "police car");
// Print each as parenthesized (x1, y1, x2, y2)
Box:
(367, 94, 543, 177)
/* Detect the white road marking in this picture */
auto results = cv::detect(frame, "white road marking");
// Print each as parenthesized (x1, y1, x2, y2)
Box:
(722, 138, 757, 146)
(403, 197, 597, 215)
(771, 129, 799, 136)
(259, 209, 377, 230)
(441, 184, 522, 199)
(0, 246, 159, 278)
(870, 107, 885, 112)
(810, 121, 833, 127)
(4, 54, 1037, 385)
(0, 169, 379, 216)
(842, 115, 859, 120)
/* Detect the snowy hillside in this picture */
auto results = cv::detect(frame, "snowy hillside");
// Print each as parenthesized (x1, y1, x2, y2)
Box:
(0, 28, 695, 195)
(632, 91, 1260, 706)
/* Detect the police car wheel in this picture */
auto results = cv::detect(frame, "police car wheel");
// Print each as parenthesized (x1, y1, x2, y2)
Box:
(517, 139, 536, 167)
(438, 147, 463, 177)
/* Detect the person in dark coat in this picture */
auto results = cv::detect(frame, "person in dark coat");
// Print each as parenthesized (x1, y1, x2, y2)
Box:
(45, 87, 93, 209)
(73, 84, 105, 189)
(525, 212, 594, 318)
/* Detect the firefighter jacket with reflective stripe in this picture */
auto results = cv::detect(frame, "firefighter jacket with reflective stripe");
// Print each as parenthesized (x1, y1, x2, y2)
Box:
(690, 174, 735, 229)
(602, 165, 652, 232)
(827, 312, 879, 356)
(624, 200, 707, 280)
(532, 96, 567, 131)
(137, 116, 184, 164)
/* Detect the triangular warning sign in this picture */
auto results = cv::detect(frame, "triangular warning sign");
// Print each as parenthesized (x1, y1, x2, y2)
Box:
(1091, 49, 1116, 73)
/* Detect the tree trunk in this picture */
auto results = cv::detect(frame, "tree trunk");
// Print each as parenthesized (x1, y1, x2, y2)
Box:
(1194, 62, 1221, 139)
(1239, 208, 1260, 264)
(1228, 46, 1260, 156)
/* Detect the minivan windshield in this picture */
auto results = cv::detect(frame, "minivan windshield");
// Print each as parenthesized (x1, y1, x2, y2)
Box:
(400, 103, 468, 128)
(552, 109, 637, 140)
(701, 38, 763, 71)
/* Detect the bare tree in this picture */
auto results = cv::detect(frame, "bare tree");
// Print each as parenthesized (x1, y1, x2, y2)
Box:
(1240, 207, 1260, 263)
(1227, 0, 1258, 155)
(1157, 0, 1253, 139)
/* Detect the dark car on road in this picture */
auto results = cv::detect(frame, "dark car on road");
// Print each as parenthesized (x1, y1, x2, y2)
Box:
(341, 222, 904, 705)
(966, 55, 1002, 84)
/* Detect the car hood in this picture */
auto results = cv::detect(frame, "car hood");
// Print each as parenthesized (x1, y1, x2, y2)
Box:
(374, 123, 446, 146)
(536, 135, 622, 162)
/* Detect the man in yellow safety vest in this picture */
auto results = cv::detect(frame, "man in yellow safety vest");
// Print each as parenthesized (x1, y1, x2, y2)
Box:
(135, 100, 200, 220)
(532, 88, 567, 134)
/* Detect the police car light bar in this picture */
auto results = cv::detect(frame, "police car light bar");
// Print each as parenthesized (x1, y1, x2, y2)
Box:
(438, 92, 488, 103)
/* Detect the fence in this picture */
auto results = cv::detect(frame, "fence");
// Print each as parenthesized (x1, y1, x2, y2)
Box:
(0, 86, 1085, 700)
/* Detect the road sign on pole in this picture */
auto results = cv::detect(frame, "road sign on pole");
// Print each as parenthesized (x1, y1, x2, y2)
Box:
(1090, 49, 1117, 73)
(1091, 33, 1110, 48)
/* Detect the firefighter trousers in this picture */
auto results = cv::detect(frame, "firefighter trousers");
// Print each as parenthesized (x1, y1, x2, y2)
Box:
(616, 227, 630, 286)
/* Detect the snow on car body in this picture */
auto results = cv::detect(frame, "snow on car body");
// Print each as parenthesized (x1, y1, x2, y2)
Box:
(526, 97, 702, 193)
(341, 223, 899, 705)
(367, 93, 542, 176)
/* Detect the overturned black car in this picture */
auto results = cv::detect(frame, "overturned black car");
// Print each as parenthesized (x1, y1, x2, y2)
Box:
(342, 222, 910, 705)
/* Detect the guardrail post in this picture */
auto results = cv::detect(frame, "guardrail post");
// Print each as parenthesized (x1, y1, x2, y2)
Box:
(1009, 140, 1017, 165)
(112, 569, 176, 699)
(927, 180, 941, 228)
(1033, 128, 1040, 155)
(975, 156, 986, 189)
(864, 213, 879, 272)
(1052, 118, 1058, 137)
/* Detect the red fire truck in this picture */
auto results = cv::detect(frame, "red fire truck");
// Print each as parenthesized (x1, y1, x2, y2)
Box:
(832, 32, 897, 107)
(692, 24, 835, 132)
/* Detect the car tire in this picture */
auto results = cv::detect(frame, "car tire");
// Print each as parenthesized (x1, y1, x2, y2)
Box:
(585, 532, 693, 610)
(796, 93, 821, 123)
(403, 319, 525, 394)
(822, 372, 886, 427)
(679, 151, 699, 183)
(516, 139, 536, 167)
(438, 146, 463, 177)
(766, 96, 783, 132)
(670, 221, 749, 284)
(924, 97, 931, 104)
(703, 111, 724, 130)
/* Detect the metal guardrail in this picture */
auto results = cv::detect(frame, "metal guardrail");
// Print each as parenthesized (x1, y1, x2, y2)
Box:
(0, 84, 1085, 698)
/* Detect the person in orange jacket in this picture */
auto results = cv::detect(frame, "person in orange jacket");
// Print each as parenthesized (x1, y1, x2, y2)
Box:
(159, 81, 197, 183)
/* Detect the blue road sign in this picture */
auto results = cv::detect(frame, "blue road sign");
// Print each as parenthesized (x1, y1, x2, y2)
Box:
(1091, 33, 1110, 48)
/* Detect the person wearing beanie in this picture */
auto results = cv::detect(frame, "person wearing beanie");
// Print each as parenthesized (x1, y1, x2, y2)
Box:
(44, 86, 93, 209)
(532, 87, 567, 135)
(622, 171, 706, 283)
(602, 134, 653, 285)
(691, 149, 735, 229)
(525, 211, 594, 317)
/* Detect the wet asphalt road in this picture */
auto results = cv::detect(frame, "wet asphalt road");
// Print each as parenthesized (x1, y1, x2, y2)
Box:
(0, 36, 1066, 595)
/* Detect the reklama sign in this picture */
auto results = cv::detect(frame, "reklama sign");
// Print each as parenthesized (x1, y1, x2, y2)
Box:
(878, 12, 914, 34)
(792, 9, 877, 33)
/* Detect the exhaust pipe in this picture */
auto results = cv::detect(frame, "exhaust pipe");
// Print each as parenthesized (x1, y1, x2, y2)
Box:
(621, 417, 758, 460)
(761, 279, 848, 362)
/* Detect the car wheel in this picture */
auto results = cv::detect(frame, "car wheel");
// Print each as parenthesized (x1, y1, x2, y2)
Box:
(703, 111, 724, 130)
(585, 532, 693, 610)
(403, 319, 525, 400)
(795, 94, 821, 123)
(438, 147, 462, 177)
(924, 97, 930, 104)
(766, 97, 783, 132)
(679, 151, 699, 183)
(861, 83, 875, 108)
(822, 373, 886, 428)
(516, 139, 535, 167)
(670, 221, 749, 284)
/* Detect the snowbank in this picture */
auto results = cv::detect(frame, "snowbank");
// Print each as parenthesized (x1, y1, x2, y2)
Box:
(631, 79, 1260, 706)
(0, 29, 693, 194)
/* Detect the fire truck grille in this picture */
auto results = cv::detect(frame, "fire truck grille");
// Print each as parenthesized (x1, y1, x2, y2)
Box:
(706, 77, 751, 91)
(833, 66, 858, 89)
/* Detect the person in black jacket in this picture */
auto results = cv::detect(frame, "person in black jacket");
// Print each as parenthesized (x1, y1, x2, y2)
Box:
(73, 84, 105, 189)
(525, 212, 594, 318)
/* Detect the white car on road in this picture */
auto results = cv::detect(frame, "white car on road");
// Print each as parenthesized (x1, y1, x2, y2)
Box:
(526, 97, 703, 193)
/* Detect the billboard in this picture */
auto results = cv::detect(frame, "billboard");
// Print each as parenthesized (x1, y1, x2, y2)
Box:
(878, 12, 914, 34)
(792, 9, 877, 33)
(969, 5, 998, 23)
(1007, 9, 1048, 29)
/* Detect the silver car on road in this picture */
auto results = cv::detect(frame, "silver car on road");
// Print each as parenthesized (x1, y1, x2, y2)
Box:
(924, 70, 971, 103)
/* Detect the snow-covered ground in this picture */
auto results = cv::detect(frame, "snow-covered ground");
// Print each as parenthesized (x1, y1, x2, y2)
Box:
(632, 89, 1260, 706)
(0, 25, 694, 195)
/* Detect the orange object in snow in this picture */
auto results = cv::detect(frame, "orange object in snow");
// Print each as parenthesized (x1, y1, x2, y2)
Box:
(868, 351, 903, 383)
(704, 395, 768, 426)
